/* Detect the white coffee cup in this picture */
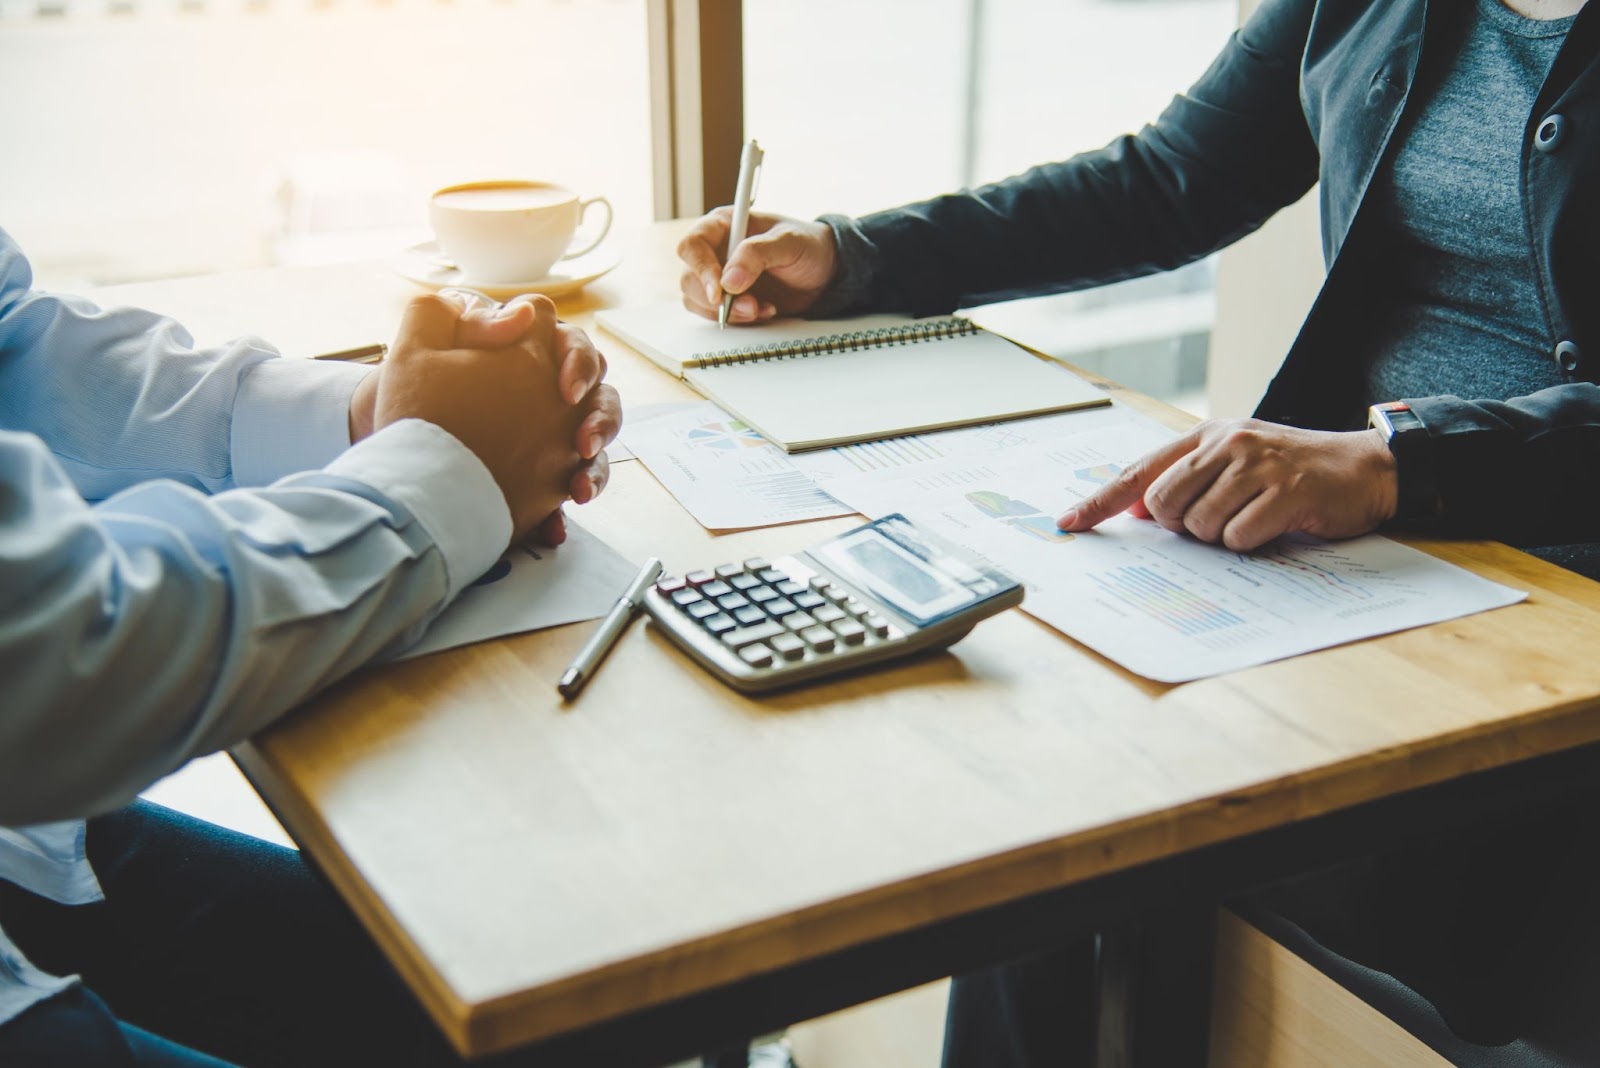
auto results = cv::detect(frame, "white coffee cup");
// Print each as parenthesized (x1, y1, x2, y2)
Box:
(428, 180, 613, 283)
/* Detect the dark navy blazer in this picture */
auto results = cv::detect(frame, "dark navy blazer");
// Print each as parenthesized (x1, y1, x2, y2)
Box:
(846, 0, 1600, 546)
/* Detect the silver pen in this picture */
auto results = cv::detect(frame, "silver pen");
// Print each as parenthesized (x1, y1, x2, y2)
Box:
(557, 557, 663, 700)
(719, 139, 765, 329)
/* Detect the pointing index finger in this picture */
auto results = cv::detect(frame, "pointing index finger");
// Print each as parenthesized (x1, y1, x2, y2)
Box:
(1057, 428, 1204, 531)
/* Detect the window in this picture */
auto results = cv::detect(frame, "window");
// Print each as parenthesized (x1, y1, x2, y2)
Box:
(743, 0, 1236, 411)
(0, 0, 653, 289)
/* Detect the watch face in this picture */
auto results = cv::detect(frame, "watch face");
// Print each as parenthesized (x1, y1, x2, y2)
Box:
(1372, 403, 1424, 438)
(1389, 408, 1425, 433)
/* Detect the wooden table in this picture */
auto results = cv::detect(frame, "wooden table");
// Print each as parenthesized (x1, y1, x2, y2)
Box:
(95, 225, 1600, 1065)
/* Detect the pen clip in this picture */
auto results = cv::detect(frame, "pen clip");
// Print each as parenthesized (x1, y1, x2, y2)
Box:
(747, 157, 763, 209)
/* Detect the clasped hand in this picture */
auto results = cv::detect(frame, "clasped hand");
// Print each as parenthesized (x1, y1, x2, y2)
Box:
(1058, 419, 1400, 551)
(349, 292, 621, 549)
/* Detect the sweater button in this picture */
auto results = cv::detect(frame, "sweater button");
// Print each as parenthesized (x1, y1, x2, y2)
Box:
(1535, 114, 1566, 152)
(1554, 340, 1582, 373)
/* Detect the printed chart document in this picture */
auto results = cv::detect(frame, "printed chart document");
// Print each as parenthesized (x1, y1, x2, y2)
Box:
(620, 401, 854, 530)
(822, 418, 1527, 682)
(621, 401, 1140, 531)
(596, 302, 1109, 451)
(399, 519, 639, 660)
(787, 404, 1147, 486)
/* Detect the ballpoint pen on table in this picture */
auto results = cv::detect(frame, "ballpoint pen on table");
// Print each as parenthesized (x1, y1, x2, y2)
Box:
(718, 139, 765, 329)
(557, 557, 663, 700)
(311, 343, 387, 364)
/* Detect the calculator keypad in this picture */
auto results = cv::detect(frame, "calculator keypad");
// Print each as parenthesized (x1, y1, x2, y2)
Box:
(653, 557, 904, 674)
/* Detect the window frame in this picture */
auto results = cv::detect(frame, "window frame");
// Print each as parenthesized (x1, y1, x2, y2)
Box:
(647, 0, 744, 219)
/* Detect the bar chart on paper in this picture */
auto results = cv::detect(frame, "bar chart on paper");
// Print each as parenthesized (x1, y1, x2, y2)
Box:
(1090, 566, 1248, 638)
(821, 417, 1526, 682)
(787, 405, 1139, 484)
(623, 401, 1145, 531)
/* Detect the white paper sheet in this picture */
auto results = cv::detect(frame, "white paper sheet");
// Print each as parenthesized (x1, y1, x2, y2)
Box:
(399, 518, 639, 660)
(621, 401, 1147, 531)
(620, 401, 854, 530)
(821, 419, 1528, 682)
(786, 404, 1158, 484)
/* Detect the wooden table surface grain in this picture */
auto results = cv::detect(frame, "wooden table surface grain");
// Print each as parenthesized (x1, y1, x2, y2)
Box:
(94, 224, 1600, 1058)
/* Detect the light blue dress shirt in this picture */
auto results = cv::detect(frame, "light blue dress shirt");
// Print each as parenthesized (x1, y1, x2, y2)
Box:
(0, 226, 511, 1026)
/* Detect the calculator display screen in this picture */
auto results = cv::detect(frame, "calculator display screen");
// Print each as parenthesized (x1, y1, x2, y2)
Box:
(811, 515, 1003, 626)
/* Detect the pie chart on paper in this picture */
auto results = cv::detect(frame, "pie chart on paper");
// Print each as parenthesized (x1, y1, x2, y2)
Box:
(683, 419, 770, 450)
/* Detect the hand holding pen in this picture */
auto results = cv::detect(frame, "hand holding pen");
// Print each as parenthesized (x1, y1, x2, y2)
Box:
(718, 140, 765, 328)
(674, 148, 843, 326)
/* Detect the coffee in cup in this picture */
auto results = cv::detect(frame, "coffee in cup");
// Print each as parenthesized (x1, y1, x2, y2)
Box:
(428, 180, 613, 283)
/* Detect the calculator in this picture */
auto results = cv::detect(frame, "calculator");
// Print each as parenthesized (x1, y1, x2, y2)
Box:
(643, 514, 1024, 693)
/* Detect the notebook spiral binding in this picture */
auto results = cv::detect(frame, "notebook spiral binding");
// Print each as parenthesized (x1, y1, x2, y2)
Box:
(692, 317, 978, 368)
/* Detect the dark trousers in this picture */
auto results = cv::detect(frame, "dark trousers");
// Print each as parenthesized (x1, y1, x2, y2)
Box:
(941, 942, 1097, 1068)
(0, 800, 521, 1068)
(938, 786, 1600, 1068)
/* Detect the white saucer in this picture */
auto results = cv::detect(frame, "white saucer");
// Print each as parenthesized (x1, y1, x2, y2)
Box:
(391, 241, 621, 300)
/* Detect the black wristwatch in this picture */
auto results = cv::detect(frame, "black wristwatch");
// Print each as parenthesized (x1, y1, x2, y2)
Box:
(1368, 401, 1439, 522)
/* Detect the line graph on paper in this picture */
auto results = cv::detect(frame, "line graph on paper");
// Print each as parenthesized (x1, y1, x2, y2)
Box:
(1225, 548, 1373, 607)
(1221, 537, 1425, 611)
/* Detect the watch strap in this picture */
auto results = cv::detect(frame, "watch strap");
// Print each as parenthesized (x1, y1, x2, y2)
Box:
(1369, 402, 1440, 523)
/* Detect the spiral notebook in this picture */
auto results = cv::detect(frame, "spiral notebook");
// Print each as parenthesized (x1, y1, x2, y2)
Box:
(594, 303, 1109, 452)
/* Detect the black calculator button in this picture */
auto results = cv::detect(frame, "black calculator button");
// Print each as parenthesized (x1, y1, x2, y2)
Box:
(723, 621, 787, 649)
(770, 633, 806, 661)
(703, 613, 737, 635)
(671, 589, 704, 608)
(833, 620, 868, 646)
(784, 611, 817, 631)
(775, 580, 805, 597)
(700, 580, 733, 599)
(792, 591, 826, 610)
(747, 585, 779, 603)
(739, 644, 775, 668)
(686, 570, 715, 587)
(800, 625, 836, 652)
(715, 563, 744, 580)
(758, 568, 787, 584)
(765, 598, 798, 617)
(687, 601, 720, 620)
(657, 576, 688, 595)
(743, 557, 770, 572)
(733, 605, 767, 626)
(729, 574, 761, 591)
(716, 593, 750, 611)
